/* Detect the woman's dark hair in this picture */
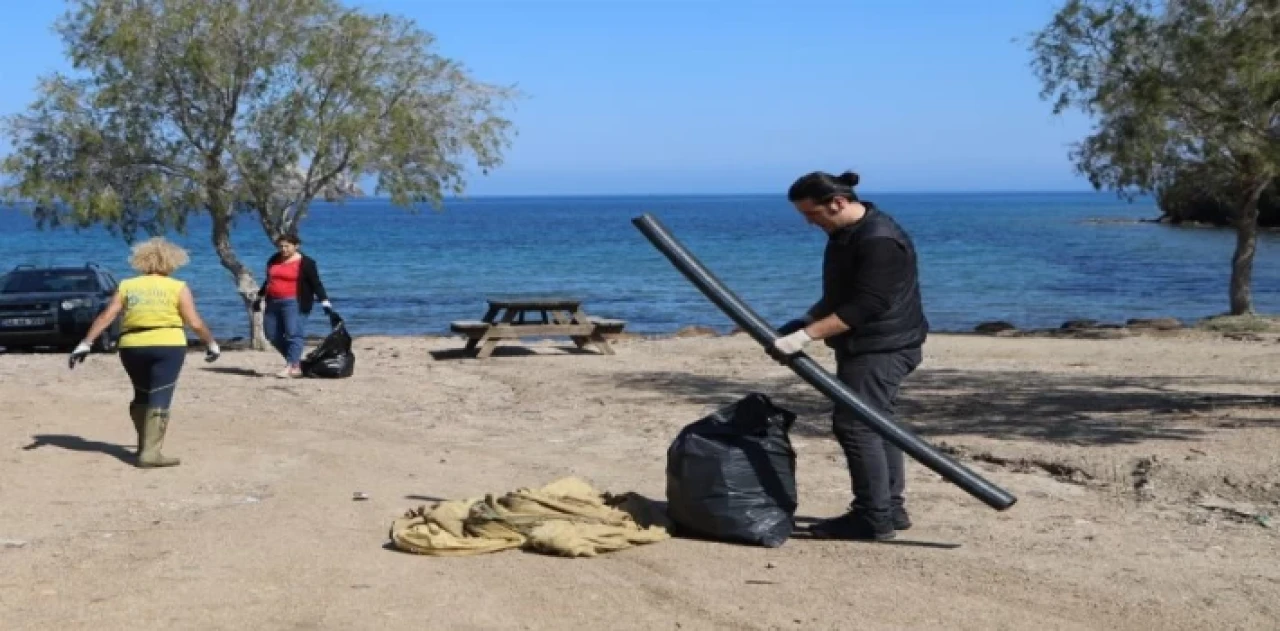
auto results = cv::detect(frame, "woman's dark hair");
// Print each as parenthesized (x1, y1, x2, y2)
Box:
(276, 233, 302, 246)
(787, 170, 860, 203)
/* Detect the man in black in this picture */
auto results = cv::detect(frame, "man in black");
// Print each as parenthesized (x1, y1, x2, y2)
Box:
(770, 170, 929, 541)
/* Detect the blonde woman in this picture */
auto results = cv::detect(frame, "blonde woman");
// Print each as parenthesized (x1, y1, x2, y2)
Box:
(69, 237, 221, 468)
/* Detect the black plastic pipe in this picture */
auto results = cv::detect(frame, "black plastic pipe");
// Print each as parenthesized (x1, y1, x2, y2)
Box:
(632, 212, 1017, 511)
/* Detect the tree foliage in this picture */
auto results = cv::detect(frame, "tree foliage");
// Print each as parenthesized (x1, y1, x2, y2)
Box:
(1, 0, 517, 342)
(1157, 170, 1279, 227)
(1030, 0, 1280, 314)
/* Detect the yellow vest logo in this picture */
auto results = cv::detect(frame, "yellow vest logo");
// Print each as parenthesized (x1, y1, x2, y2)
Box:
(125, 286, 176, 308)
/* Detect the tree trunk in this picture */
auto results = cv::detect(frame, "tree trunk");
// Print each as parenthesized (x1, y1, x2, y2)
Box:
(1228, 182, 1267, 316)
(210, 205, 269, 350)
(246, 301, 267, 350)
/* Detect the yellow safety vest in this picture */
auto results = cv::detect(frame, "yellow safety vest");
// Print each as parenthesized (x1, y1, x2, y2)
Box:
(118, 275, 188, 348)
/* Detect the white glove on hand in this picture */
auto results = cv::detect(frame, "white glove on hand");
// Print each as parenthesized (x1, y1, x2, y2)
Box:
(68, 342, 92, 369)
(772, 329, 813, 356)
(205, 342, 221, 363)
(320, 300, 332, 311)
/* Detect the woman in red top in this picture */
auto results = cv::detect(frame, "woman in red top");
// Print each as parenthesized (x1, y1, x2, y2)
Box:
(252, 234, 332, 378)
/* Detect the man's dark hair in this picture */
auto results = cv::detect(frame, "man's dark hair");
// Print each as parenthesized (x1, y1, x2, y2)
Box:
(787, 170, 860, 203)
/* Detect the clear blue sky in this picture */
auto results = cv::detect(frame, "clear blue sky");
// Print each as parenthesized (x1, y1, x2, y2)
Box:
(0, 0, 1093, 196)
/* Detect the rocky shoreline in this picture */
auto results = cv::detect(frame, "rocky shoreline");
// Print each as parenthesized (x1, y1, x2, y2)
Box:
(972, 317, 1188, 340)
(969, 315, 1280, 342)
(1082, 215, 1280, 231)
(191, 313, 1280, 352)
(707, 314, 1280, 343)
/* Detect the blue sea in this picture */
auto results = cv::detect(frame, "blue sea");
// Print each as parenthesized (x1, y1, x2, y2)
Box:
(1, 192, 1277, 337)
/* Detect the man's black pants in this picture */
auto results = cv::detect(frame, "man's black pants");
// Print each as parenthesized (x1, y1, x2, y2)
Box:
(832, 346, 923, 527)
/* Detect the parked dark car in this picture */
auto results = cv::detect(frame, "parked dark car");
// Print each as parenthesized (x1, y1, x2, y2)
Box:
(0, 264, 122, 352)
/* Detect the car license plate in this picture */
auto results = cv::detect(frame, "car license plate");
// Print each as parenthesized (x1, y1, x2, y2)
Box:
(1, 317, 47, 327)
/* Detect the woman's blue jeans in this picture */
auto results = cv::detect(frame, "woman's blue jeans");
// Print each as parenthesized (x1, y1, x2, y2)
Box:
(264, 297, 307, 366)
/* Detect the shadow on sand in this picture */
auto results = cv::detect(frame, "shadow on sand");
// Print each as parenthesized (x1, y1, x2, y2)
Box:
(592, 367, 1280, 446)
(201, 366, 262, 377)
(23, 434, 135, 465)
(430, 345, 604, 361)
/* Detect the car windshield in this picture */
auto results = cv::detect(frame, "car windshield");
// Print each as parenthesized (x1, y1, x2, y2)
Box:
(0, 271, 99, 294)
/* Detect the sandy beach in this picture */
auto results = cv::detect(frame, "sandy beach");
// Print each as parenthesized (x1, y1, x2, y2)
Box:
(2, 327, 1278, 630)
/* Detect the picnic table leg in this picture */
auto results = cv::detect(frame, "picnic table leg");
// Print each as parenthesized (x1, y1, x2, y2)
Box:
(573, 308, 615, 355)
(476, 308, 518, 359)
(465, 305, 501, 352)
(550, 310, 591, 350)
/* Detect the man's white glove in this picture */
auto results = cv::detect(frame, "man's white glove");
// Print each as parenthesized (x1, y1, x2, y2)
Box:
(68, 341, 92, 369)
(320, 300, 333, 313)
(772, 329, 813, 356)
(205, 342, 221, 363)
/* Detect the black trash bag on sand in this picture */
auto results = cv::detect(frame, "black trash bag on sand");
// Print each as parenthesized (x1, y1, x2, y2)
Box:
(665, 392, 798, 548)
(300, 310, 355, 378)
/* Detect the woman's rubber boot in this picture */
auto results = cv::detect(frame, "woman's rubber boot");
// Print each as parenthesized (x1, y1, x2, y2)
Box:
(138, 408, 181, 468)
(129, 404, 147, 458)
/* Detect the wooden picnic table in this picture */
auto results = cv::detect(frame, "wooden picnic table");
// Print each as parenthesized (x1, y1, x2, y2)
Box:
(450, 294, 626, 359)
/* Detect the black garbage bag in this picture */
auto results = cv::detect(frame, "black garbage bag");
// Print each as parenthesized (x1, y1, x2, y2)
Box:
(664, 392, 799, 548)
(300, 310, 355, 379)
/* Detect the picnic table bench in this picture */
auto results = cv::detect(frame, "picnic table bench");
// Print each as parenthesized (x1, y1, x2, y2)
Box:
(450, 294, 626, 359)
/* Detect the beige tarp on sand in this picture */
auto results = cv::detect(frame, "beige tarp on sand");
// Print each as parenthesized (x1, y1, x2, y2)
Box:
(389, 477, 672, 558)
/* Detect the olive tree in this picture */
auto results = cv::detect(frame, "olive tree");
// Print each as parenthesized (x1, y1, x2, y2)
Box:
(1030, 0, 1280, 315)
(1, 0, 517, 345)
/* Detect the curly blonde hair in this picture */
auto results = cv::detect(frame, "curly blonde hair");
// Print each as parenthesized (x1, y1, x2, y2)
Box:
(129, 237, 190, 276)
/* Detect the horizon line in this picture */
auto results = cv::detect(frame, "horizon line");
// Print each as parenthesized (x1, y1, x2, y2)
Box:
(365, 189, 1133, 201)
(0, 189, 1150, 209)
